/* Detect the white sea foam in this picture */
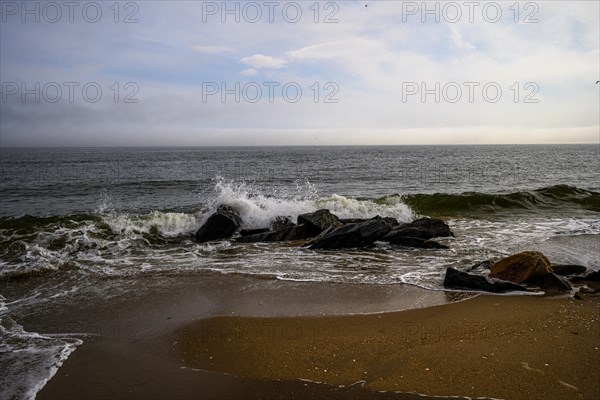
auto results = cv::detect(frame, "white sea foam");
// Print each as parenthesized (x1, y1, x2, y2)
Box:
(205, 178, 413, 228)
(102, 210, 203, 237)
(0, 316, 82, 400)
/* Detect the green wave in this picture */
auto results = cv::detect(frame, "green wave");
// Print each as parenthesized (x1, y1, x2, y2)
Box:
(400, 185, 600, 216)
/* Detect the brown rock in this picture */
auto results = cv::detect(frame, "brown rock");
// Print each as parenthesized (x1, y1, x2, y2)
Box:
(489, 251, 552, 284)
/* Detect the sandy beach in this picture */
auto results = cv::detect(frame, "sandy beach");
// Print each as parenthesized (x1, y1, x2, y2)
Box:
(34, 272, 600, 400)
(175, 294, 600, 400)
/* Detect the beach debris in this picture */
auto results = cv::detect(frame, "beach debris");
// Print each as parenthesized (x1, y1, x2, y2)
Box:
(195, 205, 242, 243)
(443, 267, 528, 293)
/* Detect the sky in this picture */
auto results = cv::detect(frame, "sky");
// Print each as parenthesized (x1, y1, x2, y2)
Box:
(0, 0, 599, 146)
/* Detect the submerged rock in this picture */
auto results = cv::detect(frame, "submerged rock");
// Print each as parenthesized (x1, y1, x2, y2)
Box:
(309, 216, 393, 249)
(195, 205, 242, 243)
(443, 267, 527, 293)
(489, 251, 552, 284)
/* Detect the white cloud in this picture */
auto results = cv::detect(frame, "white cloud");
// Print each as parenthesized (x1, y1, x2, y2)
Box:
(449, 25, 476, 51)
(240, 68, 259, 77)
(240, 54, 287, 69)
(1, 1, 598, 146)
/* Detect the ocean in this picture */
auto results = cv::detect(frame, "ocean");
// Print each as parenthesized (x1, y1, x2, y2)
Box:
(1, 144, 599, 399)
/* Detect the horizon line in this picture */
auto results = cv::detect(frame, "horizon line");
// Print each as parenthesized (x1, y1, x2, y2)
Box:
(1, 142, 599, 149)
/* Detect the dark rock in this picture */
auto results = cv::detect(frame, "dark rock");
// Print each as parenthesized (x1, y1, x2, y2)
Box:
(270, 216, 294, 230)
(239, 228, 270, 237)
(409, 218, 454, 238)
(570, 270, 600, 283)
(380, 217, 400, 226)
(237, 224, 313, 243)
(309, 217, 393, 249)
(302, 226, 337, 247)
(387, 236, 448, 249)
(552, 264, 587, 276)
(195, 205, 242, 243)
(339, 218, 368, 224)
(383, 218, 454, 242)
(384, 226, 436, 240)
(337, 217, 399, 226)
(297, 209, 340, 234)
(443, 267, 527, 293)
(489, 251, 552, 284)
(551, 264, 588, 276)
(526, 272, 572, 292)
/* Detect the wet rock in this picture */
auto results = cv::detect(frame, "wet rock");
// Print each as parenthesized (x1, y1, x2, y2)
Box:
(195, 205, 242, 243)
(443, 267, 527, 293)
(387, 236, 448, 249)
(383, 218, 454, 242)
(309, 216, 393, 249)
(384, 226, 435, 240)
(551, 264, 588, 276)
(270, 216, 294, 230)
(237, 224, 314, 243)
(297, 209, 340, 234)
(239, 228, 270, 237)
(338, 218, 368, 224)
(380, 217, 400, 227)
(489, 251, 552, 284)
(409, 218, 454, 238)
(570, 270, 600, 283)
(526, 272, 572, 292)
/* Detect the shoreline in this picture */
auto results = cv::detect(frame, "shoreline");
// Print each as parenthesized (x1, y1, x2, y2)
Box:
(32, 273, 600, 399)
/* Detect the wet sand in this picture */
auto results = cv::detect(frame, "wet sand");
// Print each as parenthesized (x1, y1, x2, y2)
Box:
(36, 275, 468, 400)
(176, 295, 600, 400)
(35, 273, 599, 399)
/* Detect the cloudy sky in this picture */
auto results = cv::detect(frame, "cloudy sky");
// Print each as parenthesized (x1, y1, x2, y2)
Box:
(0, 0, 598, 146)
